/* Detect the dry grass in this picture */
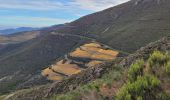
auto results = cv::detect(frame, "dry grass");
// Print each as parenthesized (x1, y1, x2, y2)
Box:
(70, 48, 92, 58)
(81, 46, 101, 52)
(42, 68, 52, 76)
(86, 60, 103, 67)
(99, 81, 122, 98)
(41, 68, 63, 81)
(42, 42, 119, 81)
(0, 95, 6, 100)
(42, 63, 81, 81)
(52, 64, 81, 75)
(91, 53, 115, 61)
(70, 42, 119, 60)
(83, 43, 101, 48)
(98, 49, 119, 57)
(48, 75, 63, 81)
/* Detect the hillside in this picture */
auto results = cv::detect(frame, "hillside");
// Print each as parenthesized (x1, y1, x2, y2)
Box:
(42, 42, 119, 81)
(0, 33, 87, 93)
(0, 31, 41, 44)
(54, 50, 170, 100)
(0, 24, 64, 45)
(52, 0, 170, 53)
(2, 36, 169, 100)
(0, 0, 170, 97)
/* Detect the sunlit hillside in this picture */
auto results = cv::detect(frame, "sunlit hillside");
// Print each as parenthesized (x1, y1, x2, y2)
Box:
(70, 43, 118, 61)
(42, 42, 119, 81)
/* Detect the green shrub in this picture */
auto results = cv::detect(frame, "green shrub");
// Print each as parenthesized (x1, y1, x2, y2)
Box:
(56, 92, 81, 100)
(116, 75, 162, 100)
(115, 83, 132, 100)
(148, 51, 169, 68)
(137, 96, 142, 100)
(128, 59, 144, 82)
(165, 61, 170, 75)
(55, 51, 170, 100)
(148, 51, 170, 76)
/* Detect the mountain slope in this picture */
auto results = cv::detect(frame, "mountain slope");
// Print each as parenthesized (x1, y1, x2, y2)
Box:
(0, 33, 87, 93)
(3, 36, 170, 100)
(0, 31, 41, 45)
(52, 0, 170, 53)
(41, 42, 119, 81)
(0, 0, 170, 95)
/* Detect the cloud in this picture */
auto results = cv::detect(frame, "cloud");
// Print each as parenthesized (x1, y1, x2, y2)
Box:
(0, 0, 129, 11)
(70, 0, 130, 11)
(0, 0, 63, 10)
(0, 0, 130, 27)
(7, 16, 71, 22)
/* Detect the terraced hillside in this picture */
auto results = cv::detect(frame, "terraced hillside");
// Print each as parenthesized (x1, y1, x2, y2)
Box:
(2, 36, 169, 100)
(42, 42, 119, 81)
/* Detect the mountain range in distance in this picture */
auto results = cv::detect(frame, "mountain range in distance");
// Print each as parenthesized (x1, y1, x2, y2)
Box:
(0, 27, 39, 35)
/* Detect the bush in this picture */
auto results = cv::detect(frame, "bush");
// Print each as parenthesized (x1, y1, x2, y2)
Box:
(55, 65, 123, 100)
(116, 75, 163, 100)
(56, 92, 81, 100)
(165, 61, 170, 75)
(128, 59, 144, 82)
(116, 53, 170, 100)
(148, 51, 169, 68)
(147, 51, 170, 76)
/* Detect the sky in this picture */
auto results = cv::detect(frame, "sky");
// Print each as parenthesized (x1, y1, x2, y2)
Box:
(0, 0, 129, 29)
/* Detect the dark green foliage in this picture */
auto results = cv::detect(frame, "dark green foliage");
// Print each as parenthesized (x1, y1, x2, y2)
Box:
(116, 51, 170, 100)
(148, 51, 170, 76)
(148, 51, 169, 68)
(128, 60, 144, 82)
(116, 75, 163, 100)
(165, 62, 170, 75)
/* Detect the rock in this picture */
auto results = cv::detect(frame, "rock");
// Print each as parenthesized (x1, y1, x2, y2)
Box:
(120, 36, 170, 67)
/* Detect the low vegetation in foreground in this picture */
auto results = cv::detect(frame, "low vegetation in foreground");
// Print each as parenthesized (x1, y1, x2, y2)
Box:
(52, 51, 170, 100)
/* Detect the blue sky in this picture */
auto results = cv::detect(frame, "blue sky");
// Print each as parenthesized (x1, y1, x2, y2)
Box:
(0, 0, 129, 29)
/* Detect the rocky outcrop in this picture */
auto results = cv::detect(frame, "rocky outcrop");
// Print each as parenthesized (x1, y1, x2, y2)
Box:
(9, 61, 120, 100)
(120, 36, 170, 67)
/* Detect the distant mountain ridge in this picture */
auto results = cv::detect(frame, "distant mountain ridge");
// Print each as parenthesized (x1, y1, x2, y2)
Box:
(0, 27, 39, 35)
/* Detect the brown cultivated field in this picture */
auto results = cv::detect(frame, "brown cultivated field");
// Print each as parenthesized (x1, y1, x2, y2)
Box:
(42, 42, 119, 81)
